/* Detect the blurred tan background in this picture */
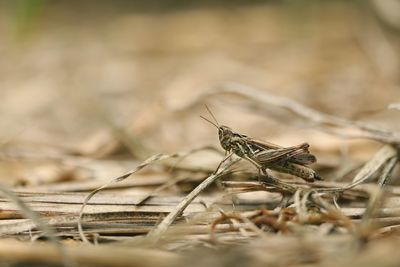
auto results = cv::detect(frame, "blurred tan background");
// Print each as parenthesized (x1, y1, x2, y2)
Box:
(0, 1, 399, 184)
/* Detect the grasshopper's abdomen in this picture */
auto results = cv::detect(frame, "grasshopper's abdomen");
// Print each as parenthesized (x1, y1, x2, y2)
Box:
(267, 162, 319, 182)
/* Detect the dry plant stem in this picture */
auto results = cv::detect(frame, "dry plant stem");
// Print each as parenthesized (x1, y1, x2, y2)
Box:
(378, 157, 398, 187)
(294, 190, 310, 223)
(78, 147, 215, 244)
(203, 82, 400, 144)
(361, 152, 398, 225)
(0, 185, 75, 267)
(360, 187, 386, 230)
(148, 155, 240, 238)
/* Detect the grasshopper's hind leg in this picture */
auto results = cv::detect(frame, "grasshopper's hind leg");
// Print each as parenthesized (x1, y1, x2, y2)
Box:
(258, 165, 281, 184)
(242, 155, 267, 182)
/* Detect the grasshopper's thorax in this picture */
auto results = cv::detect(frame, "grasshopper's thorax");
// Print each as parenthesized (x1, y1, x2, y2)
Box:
(218, 126, 248, 157)
(218, 126, 235, 152)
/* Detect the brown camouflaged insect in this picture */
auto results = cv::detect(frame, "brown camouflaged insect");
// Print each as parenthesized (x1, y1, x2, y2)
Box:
(201, 106, 322, 183)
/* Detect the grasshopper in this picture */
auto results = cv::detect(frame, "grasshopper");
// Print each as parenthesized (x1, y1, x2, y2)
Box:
(201, 106, 322, 183)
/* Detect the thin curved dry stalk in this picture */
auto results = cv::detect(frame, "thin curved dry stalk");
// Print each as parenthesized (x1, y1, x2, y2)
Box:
(362, 190, 385, 224)
(293, 190, 303, 221)
(300, 190, 313, 223)
(357, 185, 388, 242)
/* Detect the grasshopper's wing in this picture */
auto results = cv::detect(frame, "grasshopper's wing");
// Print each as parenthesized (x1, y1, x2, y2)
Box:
(285, 143, 316, 164)
(254, 143, 316, 165)
(245, 137, 282, 151)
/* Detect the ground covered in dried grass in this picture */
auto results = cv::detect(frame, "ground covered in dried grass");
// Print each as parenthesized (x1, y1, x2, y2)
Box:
(0, 1, 400, 267)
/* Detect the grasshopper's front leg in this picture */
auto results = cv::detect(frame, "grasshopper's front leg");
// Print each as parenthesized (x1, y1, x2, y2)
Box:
(235, 142, 268, 181)
(214, 151, 235, 174)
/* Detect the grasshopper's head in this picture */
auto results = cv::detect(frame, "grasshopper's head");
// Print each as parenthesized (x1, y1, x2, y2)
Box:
(200, 105, 235, 152)
(218, 125, 234, 151)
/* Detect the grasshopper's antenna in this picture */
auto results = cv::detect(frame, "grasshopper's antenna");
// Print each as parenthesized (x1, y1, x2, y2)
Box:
(200, 115, 219, 129)
(204, 104, 220, 127)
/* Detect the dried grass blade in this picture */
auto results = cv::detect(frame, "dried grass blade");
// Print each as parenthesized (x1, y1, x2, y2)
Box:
(350, 145, 397, 186)
(378, 157, 398, 186)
